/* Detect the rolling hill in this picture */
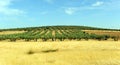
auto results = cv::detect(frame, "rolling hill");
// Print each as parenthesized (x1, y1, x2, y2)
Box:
(0, 26, 119, 42)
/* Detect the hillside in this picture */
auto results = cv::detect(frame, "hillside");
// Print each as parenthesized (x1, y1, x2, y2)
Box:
(0, 26, 120, 42)
(0, 26, 120, 31)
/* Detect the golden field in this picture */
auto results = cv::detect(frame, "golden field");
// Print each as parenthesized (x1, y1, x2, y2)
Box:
(0, 41, 120, 65)
(83, 30, 120, 38)
(0, 31, 25, 35)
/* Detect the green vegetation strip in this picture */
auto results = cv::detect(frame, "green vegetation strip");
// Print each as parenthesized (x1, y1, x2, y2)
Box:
(0, 26, 119, 42)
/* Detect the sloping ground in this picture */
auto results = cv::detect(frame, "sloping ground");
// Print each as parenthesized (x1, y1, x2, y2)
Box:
(0, 26, 119, 42)
(83, 30, 120, 38)
(0, 41, 120, 65)
(0, 26, 119, 32)
(0, 31, 26, 35)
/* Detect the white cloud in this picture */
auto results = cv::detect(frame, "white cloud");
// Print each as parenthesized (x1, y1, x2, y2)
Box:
(63, 1, 105, 15)
(92, 1, 104, 7)
(64, 8, 77, 15)
(0, 8, 25, 15)
(0, 0, 11, 6)
(0, 0, 25, 15)
(64, 6, 96, 15)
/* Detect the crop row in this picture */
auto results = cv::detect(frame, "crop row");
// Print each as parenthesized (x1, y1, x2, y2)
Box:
(0, 29, 119, 42)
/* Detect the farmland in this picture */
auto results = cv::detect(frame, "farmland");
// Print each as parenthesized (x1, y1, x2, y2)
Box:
(0, 26, 119, 42)
(0, 26, 120, 65)
(0, 41, 120, 65)
(83, 30, 120, 39)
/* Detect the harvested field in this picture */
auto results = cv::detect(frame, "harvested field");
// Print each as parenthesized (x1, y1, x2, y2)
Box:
(0, 31, 26, 35)
(0, 41, 120, 65)
(83, 30, 120, 38)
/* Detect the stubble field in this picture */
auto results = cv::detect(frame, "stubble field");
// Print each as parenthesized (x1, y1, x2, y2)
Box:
(0, 41, 120, 65)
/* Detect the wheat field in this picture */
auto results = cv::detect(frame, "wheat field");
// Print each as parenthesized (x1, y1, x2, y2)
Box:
(0, 41, 120, 65)
(0, 31, 25, 35)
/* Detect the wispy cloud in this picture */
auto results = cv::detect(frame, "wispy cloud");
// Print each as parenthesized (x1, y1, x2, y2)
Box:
(92, 1, 104, 7)
(64, 8, 77, 15)
(63, 1, 106, 15)
(0, 0, 25, 15)
(64, 6, 97, 15)
(0, 0, 11, 6)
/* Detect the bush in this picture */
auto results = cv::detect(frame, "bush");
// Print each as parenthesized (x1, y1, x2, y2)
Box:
(27, 50, 34, 55)
(112, 36, 119, 41)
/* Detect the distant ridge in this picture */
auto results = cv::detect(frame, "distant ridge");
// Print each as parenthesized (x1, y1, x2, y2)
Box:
(0, 25, 119, 31)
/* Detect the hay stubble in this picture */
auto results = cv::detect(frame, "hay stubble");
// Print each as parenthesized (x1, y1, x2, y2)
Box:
(0, 41, 120, 65)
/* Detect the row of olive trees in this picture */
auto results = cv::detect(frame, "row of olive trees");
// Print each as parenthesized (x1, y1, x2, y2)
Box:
(0, 29, 119, 42)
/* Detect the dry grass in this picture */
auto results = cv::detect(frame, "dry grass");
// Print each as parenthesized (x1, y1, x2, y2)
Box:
(0, 41, 120, 65)
(57, 30, 62, 34)
(0, 31, 26, 35)
(52, 31, 55, 37)
(83, 30, 120, 37)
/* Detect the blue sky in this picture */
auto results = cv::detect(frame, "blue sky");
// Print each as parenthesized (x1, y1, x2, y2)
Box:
(0, 0, 120, 29)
